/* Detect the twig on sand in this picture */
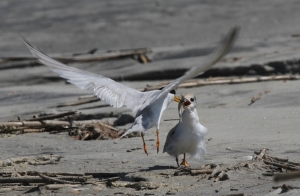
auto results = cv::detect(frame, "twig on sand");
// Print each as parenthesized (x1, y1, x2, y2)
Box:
(45, 184, 81, 190)
(272, 184, 300, 190)
(264, 160, 300, 171)
(55, 98, 102, 108)
(255, 148, 268, 160)
(25, 110, 77, 121)
(190, 169, 214, 176)
(1, 47, 152, 64)
(248, 90, 270, 106)
(36, 172, 80, 184)
(273, 170, 300, 182)
(0, 120, 118, 133)
(140, 75, 300, 92)
(214, 171, 229, 182)
(219, 193, 245, 196)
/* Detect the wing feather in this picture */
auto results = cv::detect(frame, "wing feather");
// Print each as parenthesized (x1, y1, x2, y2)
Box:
(155, 27, 239, 101)
(21, 36, 148, 113)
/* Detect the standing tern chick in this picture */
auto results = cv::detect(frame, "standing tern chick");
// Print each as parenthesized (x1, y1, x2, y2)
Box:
(21, 28, 237, 155)
(163, 93, 207, 167)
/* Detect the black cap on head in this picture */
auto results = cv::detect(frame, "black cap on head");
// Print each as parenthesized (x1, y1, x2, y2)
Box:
(170, 89, 176, 95)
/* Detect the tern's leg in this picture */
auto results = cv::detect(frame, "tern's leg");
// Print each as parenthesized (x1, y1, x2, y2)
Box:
(176, 156, 179, 167)
(156, 129, 160, 153)
(180, 153, 190, 167)
(141, 133, 148, 156)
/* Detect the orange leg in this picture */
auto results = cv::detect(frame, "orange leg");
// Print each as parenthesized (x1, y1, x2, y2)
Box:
(180, 153, 190, 167)
(141, 133, 148, 156)
(156, 129, 160, 153)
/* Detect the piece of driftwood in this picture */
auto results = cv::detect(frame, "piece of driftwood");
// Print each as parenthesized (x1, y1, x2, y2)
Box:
(25, 111, 77, 121)
(248, 90, 270, 106)
(56, 98, 102, 108)
(0, 120, 118, 133)
(273, 170, 300, 182)
(272, 184, 300, 190)
(1, 47, 151, 64)
(140, 75, 300, 92)
(214, 171, 229, 182)
(37, 173, 80, 184)
(220, 193, 244, 196)
(72, 48, 98, 57)
(0, 176, 44, 184)
(264, 160, 300, 171)
(78, 95, 97, 100)
(164, 119, 180, 122)
(190, 169, 214, 176)
(26, 171, 84, 176)
(255, 148, 268, 160)
(45, 184, 80, 190)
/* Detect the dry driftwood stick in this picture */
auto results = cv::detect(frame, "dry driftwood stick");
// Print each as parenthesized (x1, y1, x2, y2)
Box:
(220, 193, 245, 196)
(23, 129, 45, 133)
(255, 148, 268, 160)
(78, 95, 97, 100)
(273, 170, 300, 182)
(164, 119, 180, 122)
(248, 90, 270, 106)
(214, 171, 228, 182)
(99, 176, 121, 182)
(45, 184, 80, 190)
(272, 184, 300, 190)
(287, 160, 300, 166)
(190, 169, 214, 176)
(140, 75, 300, 92)
(37, 173, 79, 184)
(264, 160, 300, 171)
(0, 120, 118, 133)
(28, 160, 59, 165)
(72, 48, 98, 56)
(0, 176, 44, 184)
(210, 165, 221, 177)
(56, 98, 101, 108)
(268, 155, 289, 163)
(1, 47, 152, 63)
(25, 111, 77, 121)
(26, 171, 84, 176)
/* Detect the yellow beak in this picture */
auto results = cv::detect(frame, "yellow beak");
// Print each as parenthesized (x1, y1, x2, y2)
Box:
(174, 95, 181, 103)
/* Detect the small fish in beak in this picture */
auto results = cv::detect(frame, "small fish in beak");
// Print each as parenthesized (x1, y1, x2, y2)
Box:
(178, 95, 191, 122)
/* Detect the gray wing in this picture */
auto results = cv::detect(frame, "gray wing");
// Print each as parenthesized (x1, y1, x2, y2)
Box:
(154, 27, 239, 102)
(21, 36, 150, 113)
(163, 126, 177, 153)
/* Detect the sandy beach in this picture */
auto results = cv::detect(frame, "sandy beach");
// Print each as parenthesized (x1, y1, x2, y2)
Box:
(1, 1, 300, 195)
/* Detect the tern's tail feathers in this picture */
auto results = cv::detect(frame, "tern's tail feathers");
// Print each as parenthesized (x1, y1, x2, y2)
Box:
(189, 140, 206, 160)
(117, 117, 147, 140)
(117, 127, 136, 140)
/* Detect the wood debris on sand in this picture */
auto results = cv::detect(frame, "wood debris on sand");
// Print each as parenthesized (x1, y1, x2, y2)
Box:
(0, 110, 135, 140)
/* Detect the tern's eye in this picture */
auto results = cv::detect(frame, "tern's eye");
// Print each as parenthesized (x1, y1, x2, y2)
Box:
(190, 98, 194, 102)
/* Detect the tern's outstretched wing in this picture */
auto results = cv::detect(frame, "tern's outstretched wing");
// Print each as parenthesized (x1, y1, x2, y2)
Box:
(154, 27, 239, 102)
(21, 37, 148, 113)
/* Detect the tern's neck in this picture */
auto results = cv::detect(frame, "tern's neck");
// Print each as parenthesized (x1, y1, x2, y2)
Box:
(182, 106, 199, 122)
